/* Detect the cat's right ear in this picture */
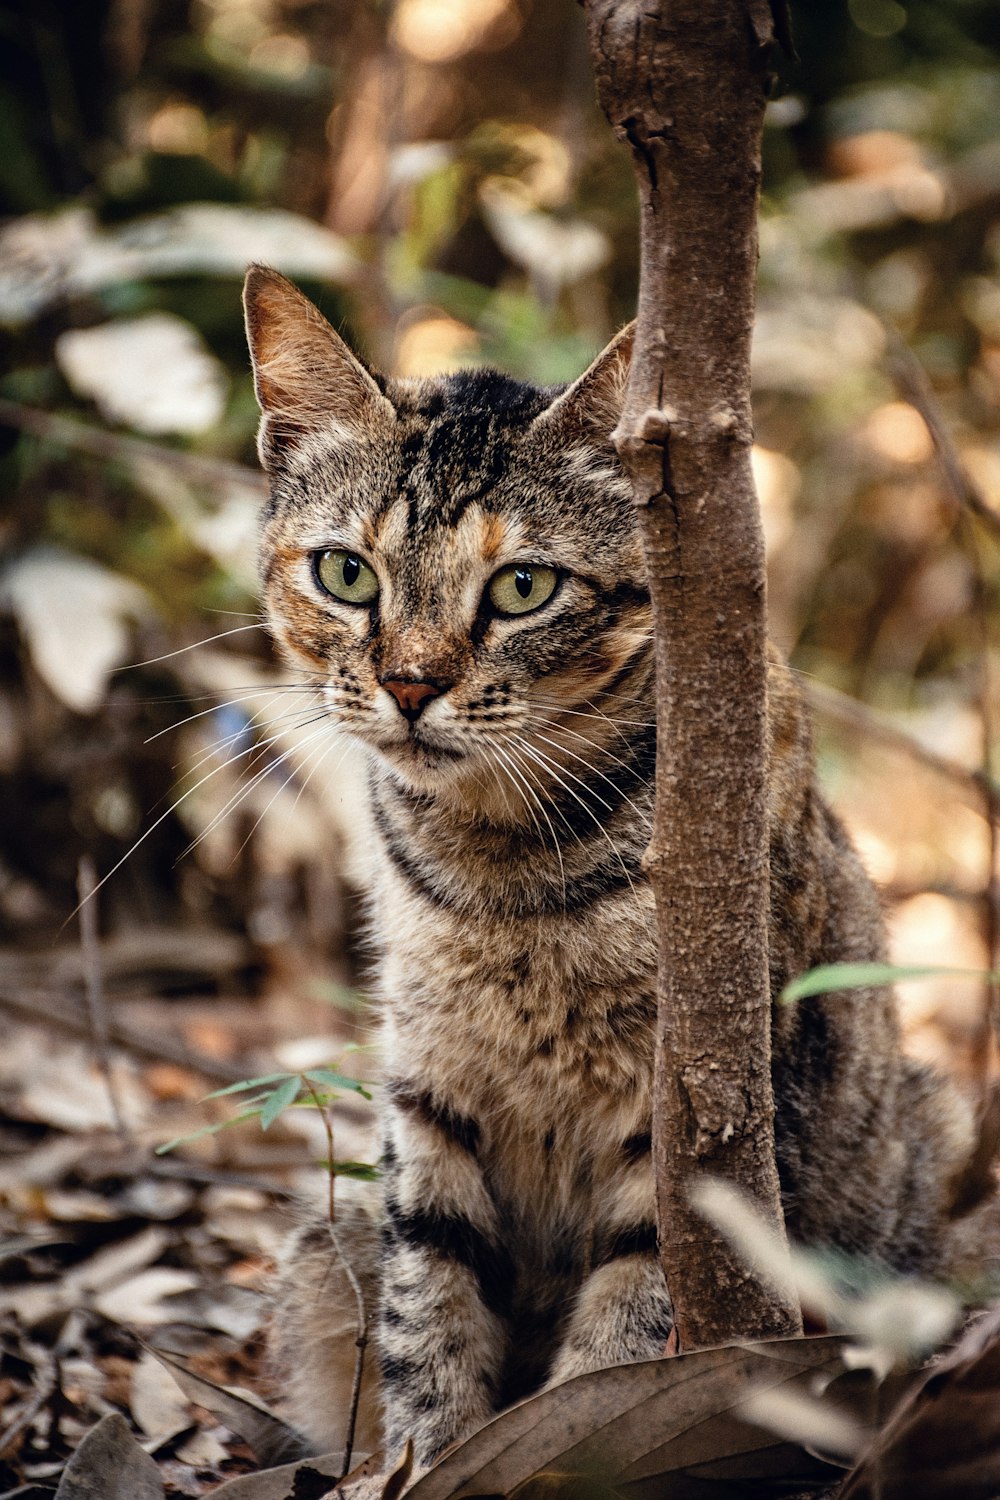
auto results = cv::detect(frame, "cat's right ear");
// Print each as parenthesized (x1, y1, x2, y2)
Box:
(243, 265, 394, 467)
(531, 321, 634, 442)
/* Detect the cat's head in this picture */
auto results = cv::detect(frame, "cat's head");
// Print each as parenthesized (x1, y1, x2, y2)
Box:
(243, 266, 650, 803)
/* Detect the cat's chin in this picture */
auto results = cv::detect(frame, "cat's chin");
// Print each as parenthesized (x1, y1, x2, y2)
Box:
(364, 731, 471, 794)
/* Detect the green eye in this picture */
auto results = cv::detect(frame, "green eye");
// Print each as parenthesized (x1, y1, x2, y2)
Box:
(315, 549, 379, 605)
(488, 563, 558, 617)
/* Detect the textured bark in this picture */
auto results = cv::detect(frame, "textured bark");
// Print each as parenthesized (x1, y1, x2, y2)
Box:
(583, 0, 802, 1347)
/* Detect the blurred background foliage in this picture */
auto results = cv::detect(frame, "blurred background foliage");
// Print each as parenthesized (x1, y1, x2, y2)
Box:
(1, 0, 999, 1082)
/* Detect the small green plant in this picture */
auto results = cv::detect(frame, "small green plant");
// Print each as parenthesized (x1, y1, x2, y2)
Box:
(781, 961, 1000, 1005)
(156, 1063, 378, 1181)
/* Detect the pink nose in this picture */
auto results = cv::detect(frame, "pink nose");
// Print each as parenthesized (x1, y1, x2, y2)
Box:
(381, 678, 445, 721)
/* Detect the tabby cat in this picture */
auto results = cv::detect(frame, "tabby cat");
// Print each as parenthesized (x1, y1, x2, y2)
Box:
(243, 265, 980, 1466)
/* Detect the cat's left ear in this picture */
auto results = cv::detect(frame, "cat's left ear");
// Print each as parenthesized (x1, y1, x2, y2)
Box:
(243, 264, 394, 467)
(532, 321, 634, 440)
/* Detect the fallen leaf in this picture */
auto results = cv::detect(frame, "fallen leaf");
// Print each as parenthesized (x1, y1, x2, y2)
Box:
(146, 1344, 310, 1466)
(208, 1454, 351, 1498)
(175, 1425, 231, 1467)
(333, 1440, 413, 1500)
(129, 1350, 191, 1440)
(53, 1411, 164, 1500)
(405, 1337, 852, 1500)
(94, 1267, 201, 1325)
(157, 1284, 268, 1340)
(68, 1227, 170, 1296)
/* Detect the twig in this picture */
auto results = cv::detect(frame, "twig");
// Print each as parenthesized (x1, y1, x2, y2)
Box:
(75, 858, 132, 1142)
(0, 1353, 58, 1458)
(884, 331, 1000, 1092)
(303, 1076, 368, 1483)
(0, 398, 265, 493)
(884, 331, 1000, 544)
(0, 985, 252, 1084)
(805, 678, 995, 811)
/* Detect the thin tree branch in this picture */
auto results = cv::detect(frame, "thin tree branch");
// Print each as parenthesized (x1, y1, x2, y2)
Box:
(0, 986, 252, 1084)
(884, 332, 1000, 544)
(884, 331, 1000, 1095)
(303, 1076, 368, 1484)
(804, 678, 996, 812)
(0, 398, 265, 492)
(76, 856, 132, 1143)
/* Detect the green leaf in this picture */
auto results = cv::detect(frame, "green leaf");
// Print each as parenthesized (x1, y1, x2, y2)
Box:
(303, 1067, 373, 1099)
(203, 1072, 296, 1100)
(260, 1074, 302, 1130)
(781, 962, 998, 1005)
(308, 979, 366, 1012)
(317, 1159, 381, 1180)
(155, 1109, 263, 1154)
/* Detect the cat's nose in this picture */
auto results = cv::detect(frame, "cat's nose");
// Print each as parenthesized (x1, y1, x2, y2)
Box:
(381, 677, 446, 722)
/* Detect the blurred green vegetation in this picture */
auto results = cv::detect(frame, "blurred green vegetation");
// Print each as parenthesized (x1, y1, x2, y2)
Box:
(0, 0, 997, 1060)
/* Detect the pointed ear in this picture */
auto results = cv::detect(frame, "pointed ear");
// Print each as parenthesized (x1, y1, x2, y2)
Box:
(242, 265, 393, 466)
(533, 322, 634, 439)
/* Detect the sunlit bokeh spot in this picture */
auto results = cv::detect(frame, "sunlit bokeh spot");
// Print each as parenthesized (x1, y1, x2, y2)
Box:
(848, 0, 908, 40)
(146, 102, 210, 155)
(393, 0, 520, 64)
(751, 445, 800, 555)
(201, 0, 273, 52)
(394, 313, 480, 376)
(863, 402, 934, 465)
(249, 34, 311, 80)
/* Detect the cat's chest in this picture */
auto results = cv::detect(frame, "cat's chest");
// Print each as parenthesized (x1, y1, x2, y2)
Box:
(376, 860, 658, 1129)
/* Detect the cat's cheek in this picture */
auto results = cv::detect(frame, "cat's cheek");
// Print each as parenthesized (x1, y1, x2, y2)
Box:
(267, 620, 330, 674)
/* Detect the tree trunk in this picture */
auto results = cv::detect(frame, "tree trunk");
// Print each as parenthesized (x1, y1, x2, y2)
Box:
(583, 0, 802, 1348)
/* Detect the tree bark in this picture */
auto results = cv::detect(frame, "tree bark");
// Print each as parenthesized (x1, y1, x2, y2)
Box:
(583, 0, 802, 1347)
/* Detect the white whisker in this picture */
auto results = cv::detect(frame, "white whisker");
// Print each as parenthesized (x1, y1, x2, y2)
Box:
(64, 710, 323, 924)
(124, 622, 267, 670)
(530, 696, 653, 731)
(530, 730, 648, 823)
(169, 700, 325, 783)
(511, 735, 638, 900)
(177, 716, 332, 861)
(488, 739, 567, 908)
(535, 717, 652, 781)
(228, 721, 349, 866)
(147, 684, 320, 744)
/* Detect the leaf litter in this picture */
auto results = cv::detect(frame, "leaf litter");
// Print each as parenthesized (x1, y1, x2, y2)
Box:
(0, 933, 378, 1497)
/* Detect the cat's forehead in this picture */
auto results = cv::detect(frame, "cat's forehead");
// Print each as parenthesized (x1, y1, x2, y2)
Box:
(384, 368, 551, 533)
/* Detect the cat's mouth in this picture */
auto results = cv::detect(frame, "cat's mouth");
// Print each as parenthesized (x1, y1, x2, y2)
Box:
(368, 719, 468, 767)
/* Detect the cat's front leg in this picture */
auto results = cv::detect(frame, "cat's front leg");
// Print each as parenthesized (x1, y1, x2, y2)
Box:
(548, 1148, 672, 1383)
(379, 1081, 510, 1463)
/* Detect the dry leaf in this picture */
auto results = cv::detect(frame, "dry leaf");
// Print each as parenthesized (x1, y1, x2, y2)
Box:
(209, 1455, 352, 1498)
(334, 1439, 414, 1500)
(56, 314, 227, 434)
(406, 1337, 851, 1500)
(129, 1350, 192, 1441)
(175, 1425, 231, 1467)
(0, 548, 151, 715)
(53, 1411, 165, 1500)
(146, 1344, 310, 1467)
(479, 181, 610, 294)
(0, 203, 357, 325)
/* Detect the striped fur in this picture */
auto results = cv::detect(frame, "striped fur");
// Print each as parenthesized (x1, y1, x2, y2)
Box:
(245, 269, 978, 1464)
